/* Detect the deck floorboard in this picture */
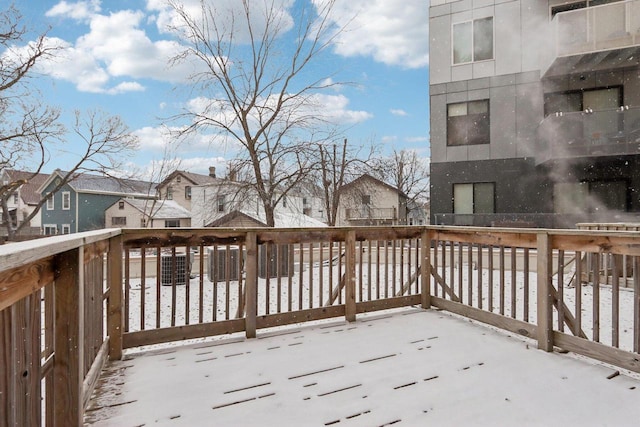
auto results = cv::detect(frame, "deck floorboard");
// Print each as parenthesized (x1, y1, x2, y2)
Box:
(85, 308, 640, 426)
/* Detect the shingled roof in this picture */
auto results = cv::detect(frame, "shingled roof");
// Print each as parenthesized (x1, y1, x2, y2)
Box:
(39, 170, 156, 197)
(2, 170, 50, 205)
(158, 170, 222, 188)
(119, 199, 191, 219)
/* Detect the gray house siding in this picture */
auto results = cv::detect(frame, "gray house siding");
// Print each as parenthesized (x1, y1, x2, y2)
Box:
(41, 181, 76, 234)
(429, 0, 640, 227)
(77, 194, 123, 231)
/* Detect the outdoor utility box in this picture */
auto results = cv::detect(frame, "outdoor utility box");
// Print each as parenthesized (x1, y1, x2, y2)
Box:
(161, 253, 187, 286)
(258, 243, 291, 279)
(207, 246, 240, 282)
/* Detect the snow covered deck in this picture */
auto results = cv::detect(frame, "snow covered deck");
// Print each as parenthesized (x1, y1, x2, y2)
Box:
(84, 307, 640, 426)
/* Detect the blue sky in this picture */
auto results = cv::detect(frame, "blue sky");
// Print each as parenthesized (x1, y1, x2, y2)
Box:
(16, 0, 429, 178)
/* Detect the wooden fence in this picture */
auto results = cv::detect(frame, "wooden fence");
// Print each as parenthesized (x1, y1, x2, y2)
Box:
(1, 225, 640, 426)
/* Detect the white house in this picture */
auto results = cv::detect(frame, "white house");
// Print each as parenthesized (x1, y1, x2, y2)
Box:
(0, 169, 49, 236)
(191, 180, 325, 228)
(336, 174, 408, 227)
(105, 198, 191, 229)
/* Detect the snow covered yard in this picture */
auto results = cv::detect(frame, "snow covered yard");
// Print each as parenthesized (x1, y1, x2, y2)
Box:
(85, 307, 640, 426)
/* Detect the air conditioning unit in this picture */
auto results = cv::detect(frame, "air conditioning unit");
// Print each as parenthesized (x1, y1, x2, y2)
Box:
(161, 253, 187, 286)
(207, 246, 240, 282)
(258, 243, 291, 279)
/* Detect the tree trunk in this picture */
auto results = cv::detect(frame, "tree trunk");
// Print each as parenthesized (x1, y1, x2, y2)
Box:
(264, 205, 276, 228)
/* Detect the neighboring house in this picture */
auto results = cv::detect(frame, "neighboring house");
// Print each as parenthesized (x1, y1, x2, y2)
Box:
(156, 167, 222, 211)
(105, 198, 191, 229)
(407, 200, 430, 226)
(191, 178, 321, 228)
(429, 0, 640, 228)
(0, 169, 49, 236)
(289, 180, 327, 224)
(336, 174, 407, 227)
(39, 170, 156, 235)
(207, 210, 327, 228)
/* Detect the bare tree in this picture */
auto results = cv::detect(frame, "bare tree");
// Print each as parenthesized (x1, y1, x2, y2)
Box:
(166, 0, 349, 226)
(1, 109, 139, 240)
(372, 149, 430, 219)
(130, 136, 182, 228)
(0, 5, 63, 239)
(315, 138, 376, 226)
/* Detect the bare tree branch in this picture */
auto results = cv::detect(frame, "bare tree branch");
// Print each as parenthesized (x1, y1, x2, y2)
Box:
(166, 0, 350, 226)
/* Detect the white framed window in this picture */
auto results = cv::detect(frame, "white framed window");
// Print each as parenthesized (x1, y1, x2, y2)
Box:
(165, 219, 180, 228)
(62, 191, 71, 210)
(217, 195, 226, 213)
(12, 192, 18, 204)
(62, 224, 71, 234)
(453, 17, 493, 64)
(43, 224, 57, 235)
(46, 193, 54, 210)
(185, 186, 192, 200)
(166, 186, 173, 200)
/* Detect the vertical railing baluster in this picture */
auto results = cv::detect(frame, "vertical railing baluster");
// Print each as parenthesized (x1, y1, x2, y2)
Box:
(612, 254, 619, 348)
(345, 230, 356, 322)
(421, 230, 431, 309)
(558, 250, 565, 331)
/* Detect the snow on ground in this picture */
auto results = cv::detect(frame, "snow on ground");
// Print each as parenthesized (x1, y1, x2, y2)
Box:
(125, 257, 637, 353)
(86, 307, 640, 426)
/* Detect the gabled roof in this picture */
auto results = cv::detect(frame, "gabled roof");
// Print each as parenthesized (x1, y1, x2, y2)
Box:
(206, 209, 327, 228)
(339, 174, 408, 198)
(115, 199, 191, 219)
(157, 170, 222, 188)
(2, 169, 50, 205)
(39, 170, 155, 198)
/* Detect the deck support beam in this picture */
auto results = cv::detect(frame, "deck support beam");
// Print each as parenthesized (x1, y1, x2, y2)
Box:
(54, 247, 84, 427)
(107, 235, 123, 361)
(245, 231, 258, 338)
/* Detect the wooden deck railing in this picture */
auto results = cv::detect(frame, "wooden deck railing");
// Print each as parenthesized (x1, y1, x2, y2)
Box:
(0, 229, 121, 427)
(2, 225, 640, 426)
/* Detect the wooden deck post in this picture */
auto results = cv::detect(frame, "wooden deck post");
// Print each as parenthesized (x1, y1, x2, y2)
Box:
(107, 234, 123, 361)
(53, 247, 84, 427)
(345, 230, 356, 322)
(537, 233, 553, 352)
(245, 231, 258, 338)
(421, 229, 432, 309)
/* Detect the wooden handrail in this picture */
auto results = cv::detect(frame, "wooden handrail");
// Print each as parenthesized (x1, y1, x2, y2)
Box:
(3, 224, 640, 426)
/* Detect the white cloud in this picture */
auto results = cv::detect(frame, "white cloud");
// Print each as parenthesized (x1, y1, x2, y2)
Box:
(147, 0, 295, 43)
(309, 93, 373, 124)
(317, 0, 429, 69)
(46, 0, 101, 21)
(37, 7, 200, 93)
(381, 135, 398, 143)
(405, 136, 429, 143)
(107, 81, 145, 94)
(185, 92, 372, 135)
(390, 109, 408, 116)
(134, 124, 234, 156)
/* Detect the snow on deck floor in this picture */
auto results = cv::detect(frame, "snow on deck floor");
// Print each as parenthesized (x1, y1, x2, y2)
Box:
(85, 308, 640, 427)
